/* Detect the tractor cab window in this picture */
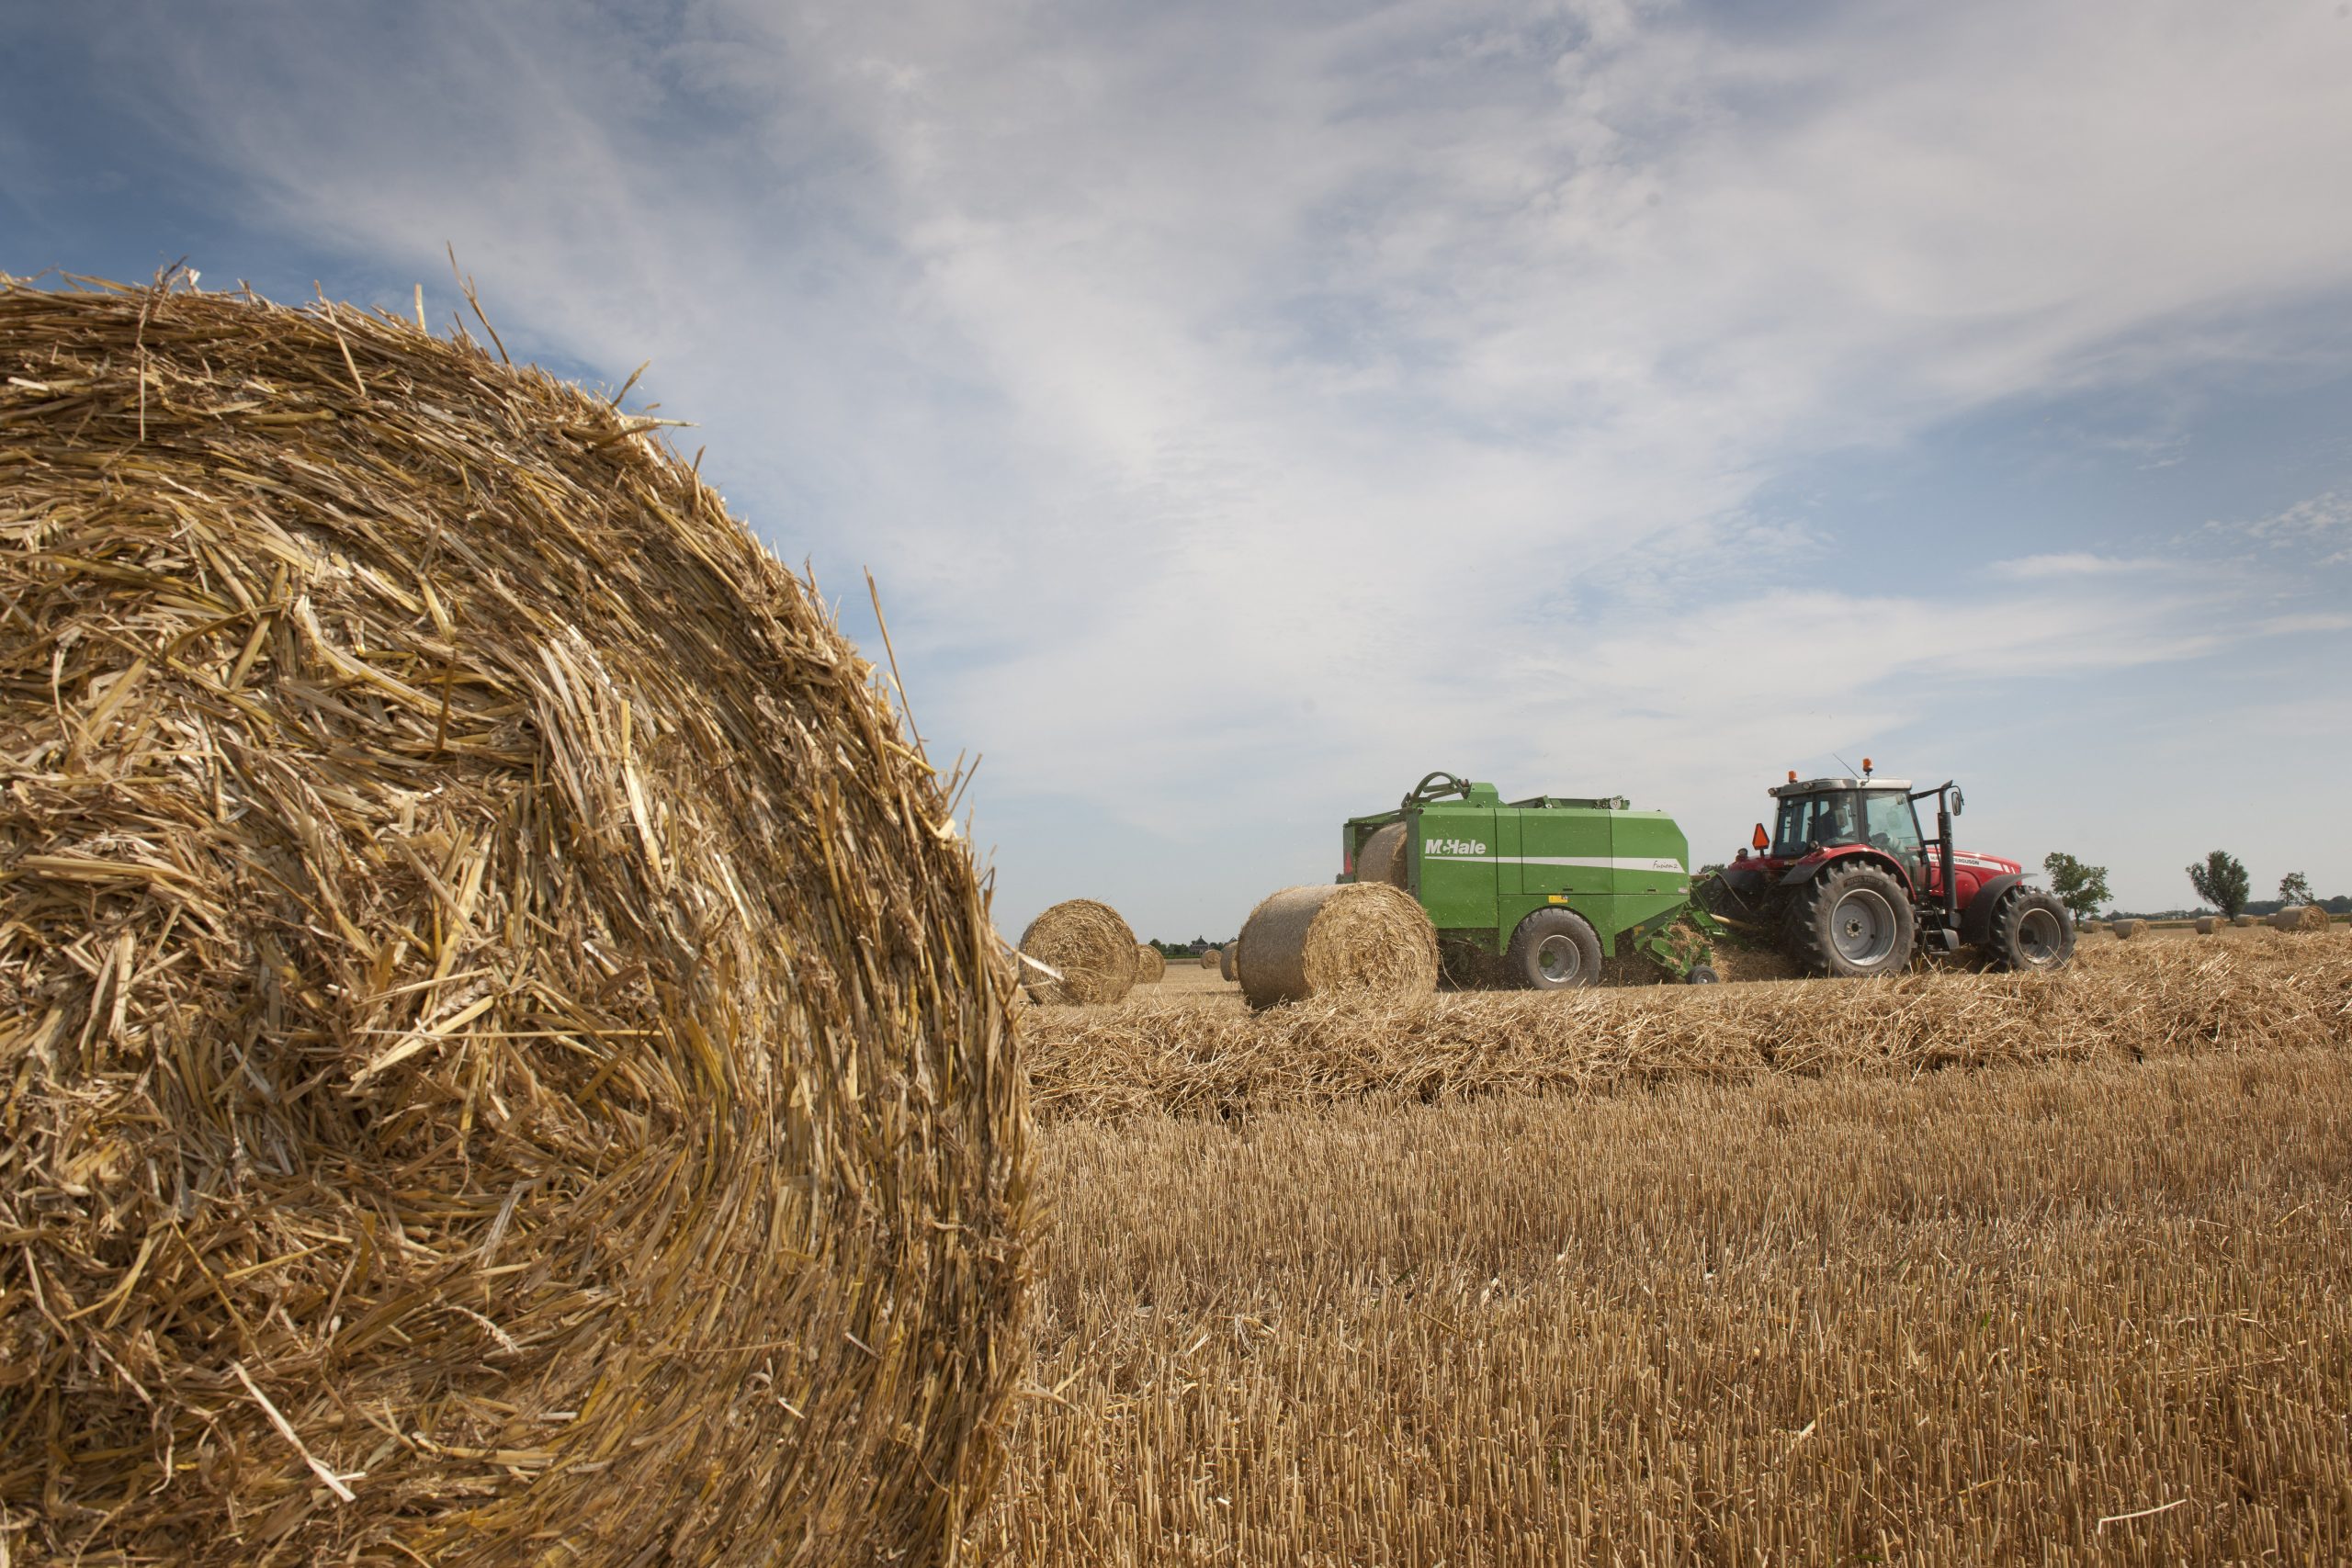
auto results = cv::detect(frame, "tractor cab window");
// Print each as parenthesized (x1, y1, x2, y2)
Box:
(1863, 791, 1925, 859)
(1772, 793, 1861, 857)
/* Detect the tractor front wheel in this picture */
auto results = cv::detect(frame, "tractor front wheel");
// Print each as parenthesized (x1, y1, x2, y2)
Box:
(1784, 863, 1917, 978)
(1506, 908, 1603, 990)
(1984, 887, 2075, 972)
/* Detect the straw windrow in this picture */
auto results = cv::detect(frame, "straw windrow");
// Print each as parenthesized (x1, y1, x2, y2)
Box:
(0, 277, 1029, 1565)
(1022, 933, 2352, 1124)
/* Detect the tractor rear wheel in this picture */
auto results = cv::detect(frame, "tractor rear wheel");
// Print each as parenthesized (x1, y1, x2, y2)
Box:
(1984, 887, 2075, 972)
(1784, 863, 1916, 978)
(1505, 908, 1603, 990)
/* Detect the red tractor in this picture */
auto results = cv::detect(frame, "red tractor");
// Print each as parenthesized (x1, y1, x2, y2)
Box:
(1704, 763, 2075, 977)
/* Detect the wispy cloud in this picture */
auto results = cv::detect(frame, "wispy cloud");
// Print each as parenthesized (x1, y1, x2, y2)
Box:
(2215, 491, 2352, 564)
(17, 0, 2352, 918)
(1988, 554, 2174, 581)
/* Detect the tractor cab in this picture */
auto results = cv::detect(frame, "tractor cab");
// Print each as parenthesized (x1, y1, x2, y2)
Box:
(1766, 775, 1928, 878)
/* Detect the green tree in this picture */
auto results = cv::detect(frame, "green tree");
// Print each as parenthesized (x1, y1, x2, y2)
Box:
(2278, 871, 2313, 907)
(2187, 851, 2251, 919)
(2041, 852, 2111, 921)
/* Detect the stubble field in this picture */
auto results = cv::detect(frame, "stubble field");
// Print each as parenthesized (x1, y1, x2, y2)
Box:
(975, 929, 2352, 1564)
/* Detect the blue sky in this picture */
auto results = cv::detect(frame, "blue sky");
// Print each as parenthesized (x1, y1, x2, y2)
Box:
(7, 0, 2350, 933)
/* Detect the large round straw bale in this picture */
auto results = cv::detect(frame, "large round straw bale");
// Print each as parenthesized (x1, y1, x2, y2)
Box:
(0, 281, 1027, 1565)
(1355, 821, 1411, 888)
(2271, 905, 2329, 932)
(2195, 916, 2219, 935)
(1199, 947, 1222, 969)
(2111, 918, 2146, 939)
(2233, 914, 2257, 927)
(1018, 898, 1137, 1004)
(1236, 882, 1440, 1008)
(1134, 942, 1167, 983)
(1219, 941, 1238, 982)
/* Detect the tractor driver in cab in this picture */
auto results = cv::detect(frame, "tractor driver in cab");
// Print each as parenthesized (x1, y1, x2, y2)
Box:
(1808, 795, 1858, 852)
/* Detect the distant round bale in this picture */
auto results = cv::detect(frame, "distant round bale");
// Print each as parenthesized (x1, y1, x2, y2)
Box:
(1020, 898, 1139, 1004)
(1220, 941, 1239, 982)
(2271, 905, 2329, 932)
(0, 280, 1025, 1564)
(2233, 914, 2258, 928)
(2110, 919, 2146, 939)
(1200, 946, 1223, 969)
(1355, 821, 1411, 888)
(2195, 916, 2219, 935)
(1135, 943, 1167, 983)
(1236, 882, 1440, 1009)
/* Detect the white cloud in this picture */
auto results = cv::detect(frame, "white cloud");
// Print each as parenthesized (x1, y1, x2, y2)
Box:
(2217, 491, 2352, 564)
(1988, 554, 2172, 581)
(43, 0, 2352, 922)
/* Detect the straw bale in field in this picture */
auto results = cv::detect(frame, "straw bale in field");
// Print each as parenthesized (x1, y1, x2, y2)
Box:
(1237, 882, 1439, 1009)
(1200, 947, 1223, 969)
(1020, 898, 1138, 1004)
(2271, 905, 2329, 932)
(2196, 916, 2220, 934)
(1135, 943, 1167, 983)
(2233, 914, 2258, 927)
(2111, 919, 2146, 939)
(0, 279, 1027, 1566)
(1219, 941, 1238, 982)
(1355, 821, 1410, 888)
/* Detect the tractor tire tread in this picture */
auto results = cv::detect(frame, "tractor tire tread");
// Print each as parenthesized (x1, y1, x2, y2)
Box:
(1782, 862, 1917, 978)
(1984, 886, 2076, 972)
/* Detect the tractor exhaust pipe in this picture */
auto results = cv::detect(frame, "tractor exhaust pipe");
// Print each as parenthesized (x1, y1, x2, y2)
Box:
(1937, 784, 1958, 930)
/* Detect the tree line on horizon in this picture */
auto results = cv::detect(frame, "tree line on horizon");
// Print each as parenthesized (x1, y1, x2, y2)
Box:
(2043, 850, 2341, 922)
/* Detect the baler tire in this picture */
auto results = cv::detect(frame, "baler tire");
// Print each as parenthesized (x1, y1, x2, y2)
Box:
(1685, 965, 1720, 985)
(1984, 887, 2075, 972)
(1783, 863, 1916, 978)
(1505, 908, 1603, 990)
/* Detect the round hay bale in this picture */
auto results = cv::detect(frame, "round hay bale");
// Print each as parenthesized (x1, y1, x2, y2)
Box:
(1019, 898, 1137, 1004)
(2111, 918, 2146, 939)
(2195, 916, 2220, 935)
(2233, 914, 2258, 927)
(1219, 941, 1238, 982)
(2271, 905, 2329, 932)
(1134, 942, 1167, 983)
(1235, 882, 1440, 1009)
(1199, 947, 1223, 969)
(0, 281, 1027, 1565)
(1355, 821, 1411, 888)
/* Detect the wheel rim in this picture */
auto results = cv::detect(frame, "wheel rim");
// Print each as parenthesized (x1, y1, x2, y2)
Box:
(1830, 887, 1898, 966)
(2017, 907, 2063, 964)
(1535, 933, 1584, 983)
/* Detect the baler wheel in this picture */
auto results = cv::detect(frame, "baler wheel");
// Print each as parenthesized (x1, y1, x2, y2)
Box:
(1784, 863, 1915, 978)
(1505, 908, 1603, 990)
(1984, 887, 2075, 972)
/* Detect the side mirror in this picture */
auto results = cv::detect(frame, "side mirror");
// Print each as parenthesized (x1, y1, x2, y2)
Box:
(1949, 787, 1965, 818)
